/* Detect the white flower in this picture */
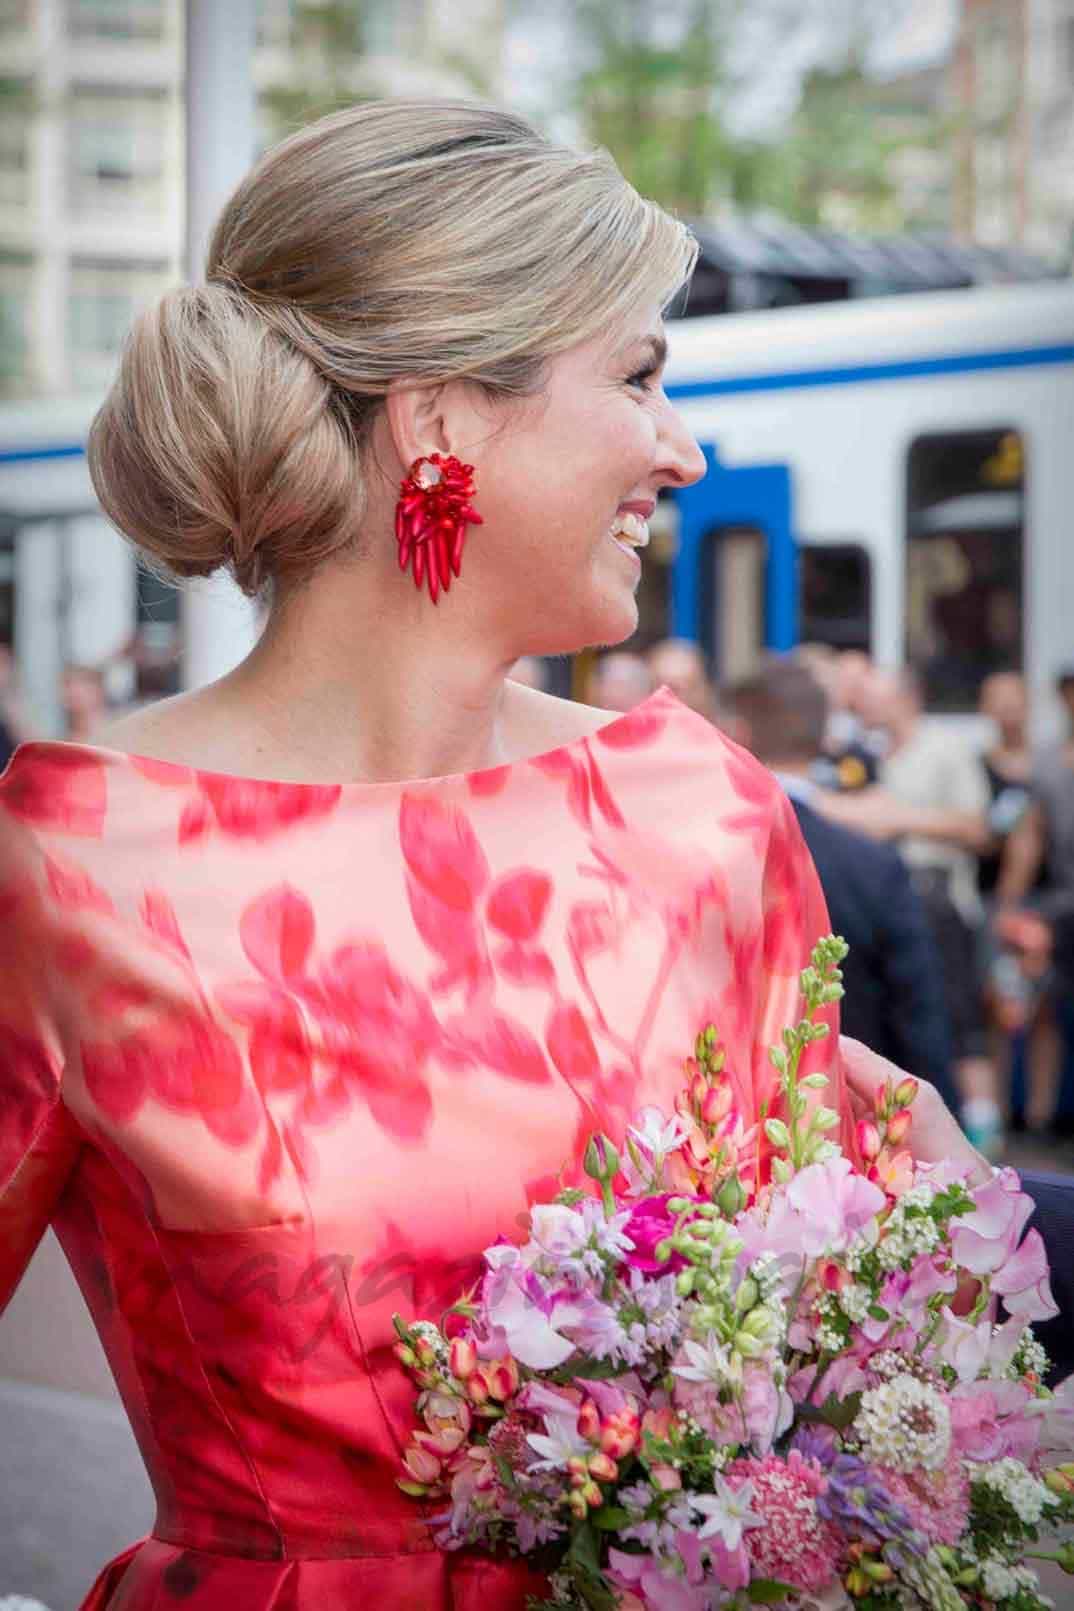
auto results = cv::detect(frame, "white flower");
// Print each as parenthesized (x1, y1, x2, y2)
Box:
(690, 1476, 761, 1549)
(671, 1333, 738, 1390)
(526, 1408, 591, 1471)
(629, 1106, 692, 1157)
(855, 1373, 951, 1472)
(977, 1457, 1058, 1525)
(980, 1555, 1019, 1602)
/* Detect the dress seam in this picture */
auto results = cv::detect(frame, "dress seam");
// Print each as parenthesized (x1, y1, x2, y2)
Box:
(149, 1532, 437, 1562)
(140, 1208, 289, 1557)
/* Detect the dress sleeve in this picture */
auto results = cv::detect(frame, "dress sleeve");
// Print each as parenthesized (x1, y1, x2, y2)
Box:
(0, 775, 82, 1313)
(753, 786, 859, 1169)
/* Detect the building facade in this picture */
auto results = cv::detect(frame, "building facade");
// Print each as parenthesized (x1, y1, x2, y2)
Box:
(0, 0, 506, 400)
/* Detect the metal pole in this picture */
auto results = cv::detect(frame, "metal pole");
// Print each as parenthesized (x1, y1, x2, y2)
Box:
(181, 0, 259, 690)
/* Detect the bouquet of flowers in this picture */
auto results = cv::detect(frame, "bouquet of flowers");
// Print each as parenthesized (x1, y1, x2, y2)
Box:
(394, 937, 1074, 1610)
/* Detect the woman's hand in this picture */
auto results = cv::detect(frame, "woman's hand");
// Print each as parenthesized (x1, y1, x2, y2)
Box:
(840, 1036, 993, 1188)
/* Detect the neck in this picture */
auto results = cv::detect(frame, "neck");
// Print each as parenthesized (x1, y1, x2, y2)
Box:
(216, 550, 522, 784)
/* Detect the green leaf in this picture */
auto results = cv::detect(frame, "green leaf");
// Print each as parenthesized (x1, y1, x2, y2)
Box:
(749, 1581, 800, 1604)
(563, 1520, 605, 1572)
(591, 1505, 632, 1531)
(796, 1390, 863, 1431)
(868, 1304, 890, 1322)
(547, 1357, 624, 1384)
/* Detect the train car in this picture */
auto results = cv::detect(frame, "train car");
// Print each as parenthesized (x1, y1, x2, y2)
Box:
(655, 280, 1074, 730)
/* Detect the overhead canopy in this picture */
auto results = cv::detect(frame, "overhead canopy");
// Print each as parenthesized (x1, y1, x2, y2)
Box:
(681, 216, 1064, 316)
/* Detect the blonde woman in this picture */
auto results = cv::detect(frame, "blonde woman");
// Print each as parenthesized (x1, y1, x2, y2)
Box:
(0, 101, 977, 1609)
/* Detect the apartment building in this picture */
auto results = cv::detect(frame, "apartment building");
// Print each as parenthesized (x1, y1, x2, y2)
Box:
(0, 0, 506, 400)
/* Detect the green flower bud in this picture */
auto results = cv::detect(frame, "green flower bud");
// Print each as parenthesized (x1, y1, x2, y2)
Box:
(812, 1107, 840, 1132)
(715, 1172, 747, 1217)
(734, 1277, 759, 1313)
(764, 1117, 791, 1149)
(1056, 1541, 1074, 1574)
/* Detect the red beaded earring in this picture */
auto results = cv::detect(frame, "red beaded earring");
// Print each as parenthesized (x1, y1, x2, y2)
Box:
(394, 453, 483, 604)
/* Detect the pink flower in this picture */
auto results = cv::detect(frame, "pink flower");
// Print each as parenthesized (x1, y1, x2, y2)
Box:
(950, 1378, 1041, 1464)
(741, 1361, 794, 1455)
(622, 1194, 690, 1274)
(950, 1168, 1058, 1323)
(726, 1452, 842, 1592)
(606, 1548, 711, 1610)
(877, 1445, 970, 1546)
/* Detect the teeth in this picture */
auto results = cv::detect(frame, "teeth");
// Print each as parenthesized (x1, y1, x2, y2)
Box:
(610, 511, 650, 549)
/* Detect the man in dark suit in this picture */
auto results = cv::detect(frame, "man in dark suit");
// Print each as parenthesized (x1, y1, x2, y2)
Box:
(842, 1038, 1074, 1383)
(727, 661, 959, 1112)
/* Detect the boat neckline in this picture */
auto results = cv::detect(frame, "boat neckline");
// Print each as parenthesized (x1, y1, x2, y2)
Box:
(13, 685, 679, 795)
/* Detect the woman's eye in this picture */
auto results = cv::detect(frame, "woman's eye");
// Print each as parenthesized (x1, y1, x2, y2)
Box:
(625, 367, 659, 392)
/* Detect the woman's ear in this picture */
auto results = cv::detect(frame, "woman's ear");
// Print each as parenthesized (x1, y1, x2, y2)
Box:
(383, 380, 450, 472)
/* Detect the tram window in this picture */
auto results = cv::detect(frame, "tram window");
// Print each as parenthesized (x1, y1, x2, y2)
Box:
(799, 543, 872, 652)
(906, 429, 1024, 712)
(701, 525, 766, 682)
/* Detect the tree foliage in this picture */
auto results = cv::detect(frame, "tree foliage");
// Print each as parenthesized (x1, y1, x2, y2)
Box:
(567, 0, 943, 232)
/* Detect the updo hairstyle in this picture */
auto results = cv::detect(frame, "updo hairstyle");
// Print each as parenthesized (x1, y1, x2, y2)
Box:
(87, 100, 697, 598)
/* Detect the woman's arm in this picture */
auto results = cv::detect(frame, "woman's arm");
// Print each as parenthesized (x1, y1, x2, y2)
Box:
(0, 798, 82, 1312)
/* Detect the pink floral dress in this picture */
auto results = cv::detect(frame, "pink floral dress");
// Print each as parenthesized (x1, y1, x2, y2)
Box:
(0, 688, 852, 1609)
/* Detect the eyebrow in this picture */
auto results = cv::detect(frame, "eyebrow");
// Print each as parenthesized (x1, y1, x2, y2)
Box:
(619, 333, 668, 369)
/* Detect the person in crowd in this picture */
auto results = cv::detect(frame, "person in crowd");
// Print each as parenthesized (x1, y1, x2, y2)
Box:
(645, 636, 714, 718)
(0, 644, 35, 769)
(819, 665, 1000, 1152)
(976, 672, 1055, 1131)
(997, 664, 1074, 1134)
(587, 649, 653, 711)
(508, 654, 547, 691)
(727, 660, 958, 1108)
(60, 663, 109, 743)
(805, 646, 885, 791)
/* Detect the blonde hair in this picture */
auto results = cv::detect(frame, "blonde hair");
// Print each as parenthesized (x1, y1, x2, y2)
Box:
(87, 100, 697, 598)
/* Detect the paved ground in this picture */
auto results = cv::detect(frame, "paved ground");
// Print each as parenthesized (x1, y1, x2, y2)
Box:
(0, 1380, 152, 1611)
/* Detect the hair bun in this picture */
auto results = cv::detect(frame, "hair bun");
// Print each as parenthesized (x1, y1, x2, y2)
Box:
(87, 283, 366, 596)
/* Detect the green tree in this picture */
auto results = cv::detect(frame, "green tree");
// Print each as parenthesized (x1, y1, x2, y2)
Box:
(572, 0, 739, 215)
(260, 2, 368, 136)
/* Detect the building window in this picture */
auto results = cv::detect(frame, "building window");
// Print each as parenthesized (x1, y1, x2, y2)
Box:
(0, 251, 32, 392)
(68, 256, 169, 386)
(0, 2, 32, 33)
(799, 542, 872, 652)
(68, 88, 167, 216)
(905, 428, 1024, 712)
(67, 0, 165, 40)
(0, 80, 31, 208)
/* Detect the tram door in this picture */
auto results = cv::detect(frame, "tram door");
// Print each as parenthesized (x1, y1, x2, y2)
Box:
(671, 445, 797, 682)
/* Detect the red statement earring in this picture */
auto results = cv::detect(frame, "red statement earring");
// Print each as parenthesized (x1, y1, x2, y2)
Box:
(395, 452, 482, 604)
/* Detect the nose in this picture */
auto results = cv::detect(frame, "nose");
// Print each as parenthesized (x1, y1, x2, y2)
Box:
(655, 394, 706, 489)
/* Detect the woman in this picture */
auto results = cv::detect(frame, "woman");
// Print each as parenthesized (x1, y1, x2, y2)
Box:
(0, 101, 973, 1609)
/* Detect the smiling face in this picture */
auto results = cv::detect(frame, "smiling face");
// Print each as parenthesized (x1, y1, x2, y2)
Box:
(454, 303, 706, 656)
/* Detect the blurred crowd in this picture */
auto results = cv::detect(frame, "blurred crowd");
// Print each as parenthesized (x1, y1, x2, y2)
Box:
(4, 640, 1072, 1162)
(574, 641, 1074, 1160)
